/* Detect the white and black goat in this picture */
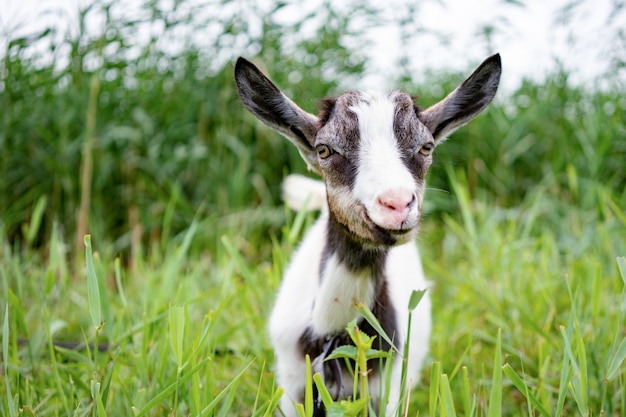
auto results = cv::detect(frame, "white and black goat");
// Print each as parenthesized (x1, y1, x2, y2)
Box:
(234, 54, 501, 416)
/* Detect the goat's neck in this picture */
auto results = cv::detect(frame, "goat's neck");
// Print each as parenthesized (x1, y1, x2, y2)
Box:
(310, 214, 388, 335)
(323, 214, 388, 277)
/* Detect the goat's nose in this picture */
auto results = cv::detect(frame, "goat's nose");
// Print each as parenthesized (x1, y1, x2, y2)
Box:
(376, 189, 415, 219)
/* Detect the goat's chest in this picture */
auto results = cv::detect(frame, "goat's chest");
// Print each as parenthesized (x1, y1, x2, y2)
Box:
(311, 256, 377, 335)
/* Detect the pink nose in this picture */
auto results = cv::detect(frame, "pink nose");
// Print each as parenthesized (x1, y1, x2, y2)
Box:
(376, 189, 415, 225)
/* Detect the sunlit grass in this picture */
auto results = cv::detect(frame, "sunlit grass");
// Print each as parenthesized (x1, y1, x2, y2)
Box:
(417, 169, 626, 416)
(2, 163, 625, 415)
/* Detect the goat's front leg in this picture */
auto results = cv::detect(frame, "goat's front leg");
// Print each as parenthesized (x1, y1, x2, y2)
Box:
(274, 343, 306, 417)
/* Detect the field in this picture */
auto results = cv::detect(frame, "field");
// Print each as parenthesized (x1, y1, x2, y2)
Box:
(2, 1, 626, 416)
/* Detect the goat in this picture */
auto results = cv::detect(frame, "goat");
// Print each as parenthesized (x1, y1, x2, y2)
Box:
(234, 54, 501, 416)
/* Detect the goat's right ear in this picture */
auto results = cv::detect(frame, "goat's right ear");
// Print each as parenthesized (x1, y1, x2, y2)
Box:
(234, 57, 321, 174)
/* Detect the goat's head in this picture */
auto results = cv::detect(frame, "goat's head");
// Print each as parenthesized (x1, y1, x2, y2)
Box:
(235, 55, 501, 246)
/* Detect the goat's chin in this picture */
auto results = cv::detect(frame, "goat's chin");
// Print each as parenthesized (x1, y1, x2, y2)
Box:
(346, 211, 419, 247)
(370, 222, 419, 246)
(362, 208, 420, 245)
(330, 201, 419, 247)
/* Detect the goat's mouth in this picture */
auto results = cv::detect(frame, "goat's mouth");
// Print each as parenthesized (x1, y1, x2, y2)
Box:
(362, 210, 418, 245)
(333, 202, 419, 246)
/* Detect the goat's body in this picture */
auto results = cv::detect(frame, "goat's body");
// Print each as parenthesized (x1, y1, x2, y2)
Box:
(271, 178, 431, 416)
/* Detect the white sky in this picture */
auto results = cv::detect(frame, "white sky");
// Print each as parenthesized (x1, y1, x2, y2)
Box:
(2, 0, 624, 93)
(358, 0, 623, 91)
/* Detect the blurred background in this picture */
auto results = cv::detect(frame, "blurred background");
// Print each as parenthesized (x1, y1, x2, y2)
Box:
(1, 0, 625, 263)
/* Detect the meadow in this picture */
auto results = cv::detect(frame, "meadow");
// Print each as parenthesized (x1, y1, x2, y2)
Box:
(1, 0, 626, 416)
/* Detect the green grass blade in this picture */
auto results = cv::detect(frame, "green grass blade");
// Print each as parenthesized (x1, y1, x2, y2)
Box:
(313, 373, 335, 409)
(288, 200, 314, 246)
(218, 376, 241, 417)
(617, 256, 626, 286)
(100, 357, 116, 409)
(3, 304, 18, 417)
(607, 336, 626, 380)
(379, 346, 395, 417)
(23, 195, 47, 247)
(169, 304, 186, 368)
(197, 359, 254, 417)
(487, 329, 502, 417)
(461, 367, 473, 417)
(133, 361, 205, 417)
(396, 289, 427, 414)
(555, 327, 571, 416)
(90, 380, 108, 417)
(574, 324, 589, 414)
(114, 257, 128, 308)
(46, 319, 71, 414)
(605, 198, 626, 228)
(445, 165, 477, 251)
(84, 234, 102, 329)
(95, 249, 111, 338)
(502, 364, 551, 417)
(251, 361, 266, 414)
(262, 387, 284, 417)
(439, 373, 457, 417)
(560, 322, 588, 415)
(305, 354, 314, 417)
(354, 302, 399, 352)
(164, 220, 198, 283)
(429, 362, 441, 417)
(2, 304, 8, 370)
(449, 337, 474, 381)
(408, 289, 427, 311)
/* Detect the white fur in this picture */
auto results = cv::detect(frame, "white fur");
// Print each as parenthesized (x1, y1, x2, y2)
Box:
(273, 176, 432, 417)
(312, 254, 376, 335)
(351, 93, 420, 230)
(281, 174, 327, 212)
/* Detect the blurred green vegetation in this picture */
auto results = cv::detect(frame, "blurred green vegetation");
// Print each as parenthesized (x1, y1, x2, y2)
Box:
(0, 0, 368, 261)
(1, 0, 624, 263)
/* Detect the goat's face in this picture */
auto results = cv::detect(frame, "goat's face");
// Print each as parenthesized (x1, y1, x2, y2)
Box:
(235, 54, 502, 246)
(315, 91, 432, 245)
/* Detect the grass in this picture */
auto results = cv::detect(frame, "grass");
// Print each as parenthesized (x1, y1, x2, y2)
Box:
(2, 164, 625, 416)
(419, 172, 626, 416)
(1, 218, 281, 416)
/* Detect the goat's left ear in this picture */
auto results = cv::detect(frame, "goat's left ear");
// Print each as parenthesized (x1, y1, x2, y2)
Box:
(234, 57, 321, 174)
(419, 53, 501, 143)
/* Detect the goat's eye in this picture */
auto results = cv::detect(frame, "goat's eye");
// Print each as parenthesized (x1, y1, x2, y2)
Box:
(419, 142, 435, 156)
(316, 144, 335, 159)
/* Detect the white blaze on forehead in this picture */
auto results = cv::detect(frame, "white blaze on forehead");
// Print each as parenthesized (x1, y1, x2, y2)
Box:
(349, 92, 396, 148)
(350, 92, 417, 223)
